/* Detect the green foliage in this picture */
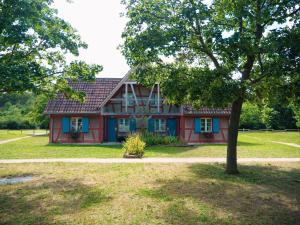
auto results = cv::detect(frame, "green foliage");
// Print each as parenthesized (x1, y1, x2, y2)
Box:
(121, 0, 299, 107)
(141, 132, 180, 146)
(0, 93, 49, 129)
(240, 102, 265, 129)
(290, 103, 300, 128)
(28, 95, 49, 129)
(0, 93, 35, 129)
(0, 0, 102, 98)
(123, 134, 146, 157)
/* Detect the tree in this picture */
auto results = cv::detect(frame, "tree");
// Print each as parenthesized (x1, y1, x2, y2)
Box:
(0, 0, 102, 99)
(121, 0, 300, 173)
(240, 102, 265, 129)
(28, 94, 50, 128)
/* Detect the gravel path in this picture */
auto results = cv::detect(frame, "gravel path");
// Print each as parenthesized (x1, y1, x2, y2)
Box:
(0, 158, 299, 164)
(0, 136, 31, 145)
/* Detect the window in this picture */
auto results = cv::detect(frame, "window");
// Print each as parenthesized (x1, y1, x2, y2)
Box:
(150, 93, 157, 106)
(71, 117, 82, 132)
(123, 93, 135, 106)
(154, 119, 166, 132)
(201, 118, 212, 132)
(119, 118, 129, 132)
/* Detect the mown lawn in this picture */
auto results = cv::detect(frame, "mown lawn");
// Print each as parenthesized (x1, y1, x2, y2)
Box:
(0, 129, 47, 141)
(0, 162, 299, 225)
(0, 132, 299, 159)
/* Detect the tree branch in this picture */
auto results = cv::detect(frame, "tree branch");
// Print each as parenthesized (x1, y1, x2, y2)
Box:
(263, 6, 300, 27)
(188, 0, 220, 69)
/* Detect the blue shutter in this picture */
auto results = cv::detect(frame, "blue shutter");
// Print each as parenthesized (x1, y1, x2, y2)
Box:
(129, 118, 136, 132)
(194, 118, 201, 133)
(62, 117, 70, 133)
(82, 118, 89, 133)
(148, 118, 155, 132)
(213, 118, 220, 133)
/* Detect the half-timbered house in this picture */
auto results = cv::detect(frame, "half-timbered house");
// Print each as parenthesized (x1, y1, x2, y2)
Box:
(45, 71, 231, 144)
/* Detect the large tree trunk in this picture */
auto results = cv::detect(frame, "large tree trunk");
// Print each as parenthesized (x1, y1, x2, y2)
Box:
(226, 97, 244, 174)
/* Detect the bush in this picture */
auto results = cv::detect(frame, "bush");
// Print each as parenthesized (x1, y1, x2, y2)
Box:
(141, 131, 179, 146)
(123, 134, 145, 158)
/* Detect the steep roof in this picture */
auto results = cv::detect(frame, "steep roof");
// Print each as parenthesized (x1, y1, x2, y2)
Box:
(45, 78, 122, 114)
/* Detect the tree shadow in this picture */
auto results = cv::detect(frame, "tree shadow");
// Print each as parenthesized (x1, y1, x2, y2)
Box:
(237, 141, 263, 146)
(0, 177, 112, 225)
(150, 164, 300, 225)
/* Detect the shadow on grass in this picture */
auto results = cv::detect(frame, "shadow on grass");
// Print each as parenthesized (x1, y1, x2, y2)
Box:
(46, 143, 122, 149)
(0, 177, 112, 225)
(146, 164, 300, 225)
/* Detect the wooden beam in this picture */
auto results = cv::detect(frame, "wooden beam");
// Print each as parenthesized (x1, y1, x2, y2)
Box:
(130, 83, 139, 106)
(125, 83, 128, 112)
(157, 83, 160, 113)
(146, 84, 155, 106)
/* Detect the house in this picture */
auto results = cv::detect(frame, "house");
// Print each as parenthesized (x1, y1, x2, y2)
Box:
(45, 71, 231, 144)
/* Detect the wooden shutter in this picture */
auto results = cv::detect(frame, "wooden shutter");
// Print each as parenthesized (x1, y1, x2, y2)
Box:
(82, 118, 89, 133)
(194, 118, 201, 133)
(62, 117, 70, 133)
(148, 118, 155, 132)
(213, 118, 220, 133)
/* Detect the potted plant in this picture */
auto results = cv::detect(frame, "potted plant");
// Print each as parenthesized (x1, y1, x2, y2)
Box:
(70, 129, 80, 140)
(203, 132, 214, 138)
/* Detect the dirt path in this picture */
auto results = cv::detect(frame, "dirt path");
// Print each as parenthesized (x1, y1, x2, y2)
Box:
(0, 157, 299, 164)
(271, 141, 300, 148)
(0, 136, 31, 145)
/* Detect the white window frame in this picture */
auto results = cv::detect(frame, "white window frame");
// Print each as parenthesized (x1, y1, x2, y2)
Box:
(119, 118, 130, 132)
(70, 117, 83, 132)
(154, 119, 166, 132)
(201, 118, 212, 133)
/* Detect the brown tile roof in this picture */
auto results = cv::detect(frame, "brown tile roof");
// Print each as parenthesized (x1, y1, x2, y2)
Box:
(183, 105, 231, 116)
(45, 78, 122, 114)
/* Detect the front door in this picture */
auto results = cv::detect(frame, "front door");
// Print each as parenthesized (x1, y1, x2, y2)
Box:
(108, 118, 117, 142)
(167, 118, 177, 136)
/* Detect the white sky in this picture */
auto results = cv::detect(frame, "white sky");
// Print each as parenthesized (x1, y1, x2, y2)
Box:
(53, 0, 129, 78)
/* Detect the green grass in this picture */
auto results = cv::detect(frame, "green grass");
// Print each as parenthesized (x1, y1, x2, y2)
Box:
(0, 132, 299, 159)
(240, 131, 300, 144)
(0, 129, 47, 141)
(0, 162, 299, 225)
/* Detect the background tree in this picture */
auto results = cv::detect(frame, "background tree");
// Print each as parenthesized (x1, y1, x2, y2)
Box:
(0, 0, 102, 99)
(240, 102, 265, 129)
(121, 0, 300, 173)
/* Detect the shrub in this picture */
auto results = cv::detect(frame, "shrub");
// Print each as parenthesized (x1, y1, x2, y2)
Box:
(123, 134, 145, 158)
(141, 131, 179, 146)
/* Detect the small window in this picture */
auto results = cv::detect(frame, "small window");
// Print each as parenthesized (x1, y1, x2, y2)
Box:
(123, 93, 135, 106)
(71, 117, 82, 132)
(150, 93, 157, 106)
(154, 119, 166, 132)
(119, 118, 130, 132)
(201, 118, 212, 132)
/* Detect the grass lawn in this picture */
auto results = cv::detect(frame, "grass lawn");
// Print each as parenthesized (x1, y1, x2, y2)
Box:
(241, 131, 300, 145)
(0, 132, 299, 159)
(0, 129, 47, 141)
(0, 162, 299, 225)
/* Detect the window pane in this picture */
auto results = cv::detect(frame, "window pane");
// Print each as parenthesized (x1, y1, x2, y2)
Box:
(119, 118, 129, 132)
(201, 119, 206, 131)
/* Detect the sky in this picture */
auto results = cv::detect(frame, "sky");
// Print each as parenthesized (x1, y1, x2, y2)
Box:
(53, 0, 129, 78)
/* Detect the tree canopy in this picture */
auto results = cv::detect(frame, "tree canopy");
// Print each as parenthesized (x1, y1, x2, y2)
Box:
(0, 0, 102, 99)
(121, 0, 300, 173)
